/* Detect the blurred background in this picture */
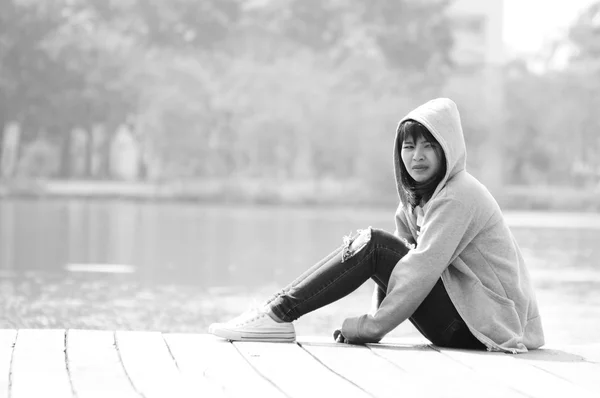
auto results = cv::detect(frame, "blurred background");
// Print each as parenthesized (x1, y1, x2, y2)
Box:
(0, 0, 599, 346)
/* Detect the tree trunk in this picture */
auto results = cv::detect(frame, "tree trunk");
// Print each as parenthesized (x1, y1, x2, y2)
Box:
(102, 121, 118, 179)
(0, 121, 5, 176)
(84, 126, 94, 178)
(59, 128, 72, 178)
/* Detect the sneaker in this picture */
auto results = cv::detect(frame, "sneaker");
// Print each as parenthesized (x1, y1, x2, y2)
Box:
(209, 309, 296, 342)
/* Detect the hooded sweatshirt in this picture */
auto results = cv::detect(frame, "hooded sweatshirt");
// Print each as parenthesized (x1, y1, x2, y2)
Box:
(340, 98, 544, 353)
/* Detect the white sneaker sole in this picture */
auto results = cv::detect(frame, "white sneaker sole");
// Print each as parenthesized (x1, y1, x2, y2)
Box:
(211, 327, 296, 342)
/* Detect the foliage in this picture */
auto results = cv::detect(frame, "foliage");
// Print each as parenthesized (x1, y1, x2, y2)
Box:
(568, 2, 600, 64)
(17, 136, 61, 178)
(0, 0, 456, 185)
(503, 1, 600, 188)
(3, 0, 597, 196)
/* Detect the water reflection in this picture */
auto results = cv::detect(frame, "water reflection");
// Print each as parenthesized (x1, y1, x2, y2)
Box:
(0, 200, 394, 287)
(2, 199, 600, 285)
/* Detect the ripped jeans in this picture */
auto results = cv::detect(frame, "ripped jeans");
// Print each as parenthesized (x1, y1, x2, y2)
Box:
(266, 227, 485, 349)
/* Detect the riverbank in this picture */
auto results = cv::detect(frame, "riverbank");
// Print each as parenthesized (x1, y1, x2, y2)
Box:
(1, 178, 599, 212)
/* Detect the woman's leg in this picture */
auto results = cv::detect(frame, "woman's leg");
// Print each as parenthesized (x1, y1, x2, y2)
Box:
(408, 280, 486, 349)
(262, 241, 346, 309)
(267, 227, 410, 322)
(371, 273, 486, 349)
(209, 227, 405, 342)
(269, 227, 485, 349)
(212, 226, 485, 349)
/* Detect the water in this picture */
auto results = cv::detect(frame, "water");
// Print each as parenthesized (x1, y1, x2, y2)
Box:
(1, 199, 599, 345)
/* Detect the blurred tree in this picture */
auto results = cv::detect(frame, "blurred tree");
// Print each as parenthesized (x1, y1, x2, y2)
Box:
(75, 0, 242, 49)
(251, 0, 344, 51)
(504, 62, 560, 185)
(43, 3, 139, 177)
(560, 1, 600, 186)
(355, 0, 454, 78)
(0, 0, 82, 175)
(0, 0, 456, 193)
(0, 0, 136, 177)
(568, 1, 600, 63)
(243, 0, 453, 76)
(198, 0, 454, 184)
(503, 1, 600, 187)
(49, 0, 244, 178)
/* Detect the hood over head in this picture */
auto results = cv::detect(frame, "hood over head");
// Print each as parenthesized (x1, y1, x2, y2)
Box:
(393, 98, 467, 205)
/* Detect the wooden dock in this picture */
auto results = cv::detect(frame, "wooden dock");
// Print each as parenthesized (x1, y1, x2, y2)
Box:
(1, 329, 599, 398)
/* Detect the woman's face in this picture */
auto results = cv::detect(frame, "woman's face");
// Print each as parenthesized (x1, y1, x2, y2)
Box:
(401, 135, 442, 183)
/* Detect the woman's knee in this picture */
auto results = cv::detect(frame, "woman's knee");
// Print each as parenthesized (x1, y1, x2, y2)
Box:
(341, 227, 409, 263)
(370, 228, 394, 243)
(341, 227, 373, 262)
(370, 228, 411, 251)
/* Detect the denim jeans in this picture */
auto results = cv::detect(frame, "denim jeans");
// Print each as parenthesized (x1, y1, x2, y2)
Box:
(266, 227, 485, 349)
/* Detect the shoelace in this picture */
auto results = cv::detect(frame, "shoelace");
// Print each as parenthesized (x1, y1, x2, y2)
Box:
(230, 308, 265, 326)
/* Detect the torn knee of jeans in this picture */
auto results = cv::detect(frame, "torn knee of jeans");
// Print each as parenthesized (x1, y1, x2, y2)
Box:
(341, 227, 372, 263)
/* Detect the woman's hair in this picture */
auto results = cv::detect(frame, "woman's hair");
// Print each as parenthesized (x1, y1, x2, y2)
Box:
(397, 119, 447, 207)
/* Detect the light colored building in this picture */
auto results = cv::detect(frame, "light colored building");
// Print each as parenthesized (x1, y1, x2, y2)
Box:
(448, 0, 504, 68)
(110, 124, 141, 181)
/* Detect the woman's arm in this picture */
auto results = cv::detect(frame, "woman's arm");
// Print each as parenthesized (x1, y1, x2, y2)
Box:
(370, 284, 386, 315)
(394, 204, 416, 248)
(342, 197, 475, 343)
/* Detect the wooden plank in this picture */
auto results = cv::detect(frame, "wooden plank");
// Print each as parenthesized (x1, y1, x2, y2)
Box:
(367, 341, 522, 398)
(162, 334, 229, 398)
(299, 337, 422, 398)
(509, 348, 600, 396)
(67, 329, 138, 398)
(0, 330, 17, 398)
(233, 341, 371, 398)
(6, 330, 597, 398)
(10, 329, 72, 398)
(115, 331, 194, 398)
(435, 346, 598, 398)
(168, 334, 284, 398)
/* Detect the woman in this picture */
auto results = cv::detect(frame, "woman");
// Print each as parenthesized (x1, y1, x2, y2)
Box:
(209, 98, 544, 353)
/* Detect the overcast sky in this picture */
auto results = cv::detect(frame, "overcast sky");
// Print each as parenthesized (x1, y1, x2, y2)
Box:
(503, 0, 596, 54)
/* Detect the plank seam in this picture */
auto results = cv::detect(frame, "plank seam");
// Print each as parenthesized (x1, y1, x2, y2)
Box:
(527, 361, 590, 389)
(427, 345, 535, 398)
(231, 342, 292, 398)
(64, 330, 78, 398)
(297, 342, 377, 398)
(114, 331, 145, 398)
(364, 344, 408, 372)
(7, 330, 18, 398)
(160, 333, 180, 372)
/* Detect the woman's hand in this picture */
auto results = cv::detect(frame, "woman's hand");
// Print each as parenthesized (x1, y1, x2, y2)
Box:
(333, 329, 348, 343)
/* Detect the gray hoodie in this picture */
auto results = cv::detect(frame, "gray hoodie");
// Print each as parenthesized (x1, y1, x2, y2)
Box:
(341, 98, 544, 352)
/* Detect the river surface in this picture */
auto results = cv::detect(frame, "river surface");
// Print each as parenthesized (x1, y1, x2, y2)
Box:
(1, 199, 599, 346)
